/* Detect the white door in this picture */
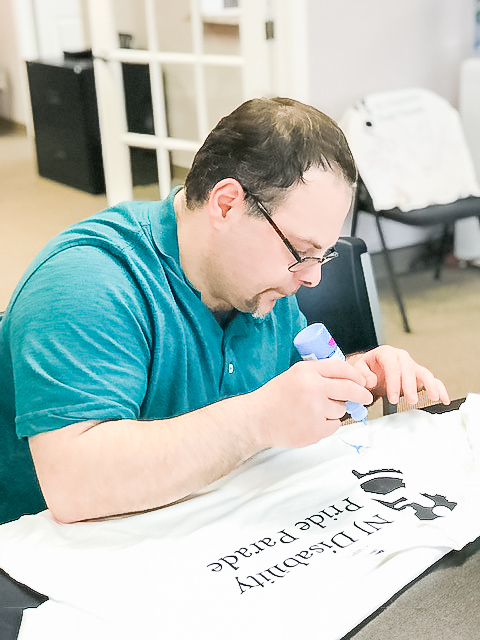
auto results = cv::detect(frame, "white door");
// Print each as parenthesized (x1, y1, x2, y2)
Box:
(12, 0, 88, 136)
(13, 0, 87, 61)
(87, 0, 282, 204)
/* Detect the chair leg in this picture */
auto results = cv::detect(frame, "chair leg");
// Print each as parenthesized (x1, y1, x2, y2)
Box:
(351, 209, 359, 236)
(350, 184, 360, 236)
(376, 217, 412, 333)
(383, 396, 398, 415)
(434, 223, 451, 280)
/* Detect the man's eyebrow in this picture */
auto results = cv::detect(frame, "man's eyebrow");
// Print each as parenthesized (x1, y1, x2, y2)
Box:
(296, 237, 328, 251)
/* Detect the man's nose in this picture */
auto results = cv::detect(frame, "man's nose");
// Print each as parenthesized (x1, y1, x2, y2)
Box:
(295, 263, 322, 288)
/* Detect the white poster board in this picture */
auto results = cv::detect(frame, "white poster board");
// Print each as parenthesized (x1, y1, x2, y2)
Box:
(1, 395, 479, 640)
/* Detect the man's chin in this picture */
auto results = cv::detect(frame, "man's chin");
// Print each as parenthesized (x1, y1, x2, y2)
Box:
(251, 308, 271, 319)
(245, 291, 286, 318)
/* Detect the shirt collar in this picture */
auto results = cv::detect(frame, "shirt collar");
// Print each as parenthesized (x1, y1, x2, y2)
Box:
(150, 185, 184, 268)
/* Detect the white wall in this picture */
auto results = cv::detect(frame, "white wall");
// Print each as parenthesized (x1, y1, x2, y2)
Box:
(5, 1, 475, 125)
(304, 0, 477, 252)
(0, 0, 87, 126)
(306, 0, 475, 121)
(0, 0, 27, 124)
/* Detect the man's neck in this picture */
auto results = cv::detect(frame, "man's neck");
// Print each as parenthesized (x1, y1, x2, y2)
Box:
(174, 189, 221, 310)
(211, 308, 238, 328)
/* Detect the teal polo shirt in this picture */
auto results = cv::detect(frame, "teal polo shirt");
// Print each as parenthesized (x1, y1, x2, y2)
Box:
(0, 188, 306, 523)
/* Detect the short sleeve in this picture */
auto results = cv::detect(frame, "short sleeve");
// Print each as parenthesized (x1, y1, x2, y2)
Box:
(9, 246, 153, 438)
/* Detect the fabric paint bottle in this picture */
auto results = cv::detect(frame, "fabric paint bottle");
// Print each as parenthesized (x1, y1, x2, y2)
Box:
(294, 323, 368, 423)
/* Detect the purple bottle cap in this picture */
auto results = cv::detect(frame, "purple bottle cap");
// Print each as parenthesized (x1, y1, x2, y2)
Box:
(294, 323, 337, 359)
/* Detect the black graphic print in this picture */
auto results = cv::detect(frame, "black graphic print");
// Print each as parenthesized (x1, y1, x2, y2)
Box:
(352, 469, 457, 521)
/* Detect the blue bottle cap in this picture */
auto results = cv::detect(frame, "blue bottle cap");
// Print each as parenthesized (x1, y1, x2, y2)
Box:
(346, 400, 368, 423)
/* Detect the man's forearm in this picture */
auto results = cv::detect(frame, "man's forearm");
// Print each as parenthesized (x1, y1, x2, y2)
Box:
(29, 393, 263, 524)
(29, 359, 377, 524)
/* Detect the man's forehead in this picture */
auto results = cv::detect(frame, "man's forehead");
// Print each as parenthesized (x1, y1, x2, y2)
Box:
(280, 186, 351, 235)
(279, 204, 350, 254)
(282, 169, 352, 207)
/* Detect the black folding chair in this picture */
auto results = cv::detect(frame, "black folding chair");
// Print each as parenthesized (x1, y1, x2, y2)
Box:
(296, 236, 383, 355)
(351, 178, 480, 333)
(341, 87, 480, 333)
(296, 236, 397, 417)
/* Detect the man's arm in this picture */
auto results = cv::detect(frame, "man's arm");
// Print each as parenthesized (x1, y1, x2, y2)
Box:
(29, 347, 449, 525)
(29, 359, 372, 523)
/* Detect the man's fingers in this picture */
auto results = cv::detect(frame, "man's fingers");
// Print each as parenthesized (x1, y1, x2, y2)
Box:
(418, 371, 451, 406)
(324, 401, 351, 421)
(297, 360, 373, 415)
(437, 380, 451, 405)
(346, 345, 450, 408)
(326, 377, 373, 407)
(379, 352, 402, 404)
(308, 358, 367, 386)
(396, 351, 420, 405)
(350, 358, 378, 389)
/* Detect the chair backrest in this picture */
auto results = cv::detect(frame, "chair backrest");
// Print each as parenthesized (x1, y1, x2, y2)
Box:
(295, 237, 383, 355)
(340, 87, 480, 213)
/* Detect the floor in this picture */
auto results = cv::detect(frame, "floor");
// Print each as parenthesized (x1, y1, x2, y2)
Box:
(1, 121, 480, 403)
(377, 261, 480, 402)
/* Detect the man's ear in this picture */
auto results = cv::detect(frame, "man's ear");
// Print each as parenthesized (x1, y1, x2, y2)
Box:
(208, 179, 245, 228)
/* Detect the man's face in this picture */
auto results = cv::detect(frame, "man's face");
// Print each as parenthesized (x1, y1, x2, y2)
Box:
(207, 167, 353, 317)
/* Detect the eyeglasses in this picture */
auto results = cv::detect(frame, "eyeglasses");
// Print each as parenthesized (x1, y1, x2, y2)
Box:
(245, 192, 339, 273)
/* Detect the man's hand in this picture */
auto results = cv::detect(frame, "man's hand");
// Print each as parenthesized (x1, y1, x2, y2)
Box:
(348, 346, 450, 406)
(251, 359, 373, 449)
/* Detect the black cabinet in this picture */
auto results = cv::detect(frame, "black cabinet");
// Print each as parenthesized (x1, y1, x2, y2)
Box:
(27, 57, 105, 194)
(122, 62, 158, 187)
(26, 56, 157, 194)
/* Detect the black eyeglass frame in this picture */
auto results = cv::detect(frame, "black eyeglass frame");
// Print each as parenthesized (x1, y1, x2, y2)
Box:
(244, 191, 339, 272)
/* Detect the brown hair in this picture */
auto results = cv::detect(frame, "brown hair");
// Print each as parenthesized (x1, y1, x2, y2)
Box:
(184, 97, 357, 214)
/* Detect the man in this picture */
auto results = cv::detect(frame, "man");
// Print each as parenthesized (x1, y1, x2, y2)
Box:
(0, 97, 449, 525)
